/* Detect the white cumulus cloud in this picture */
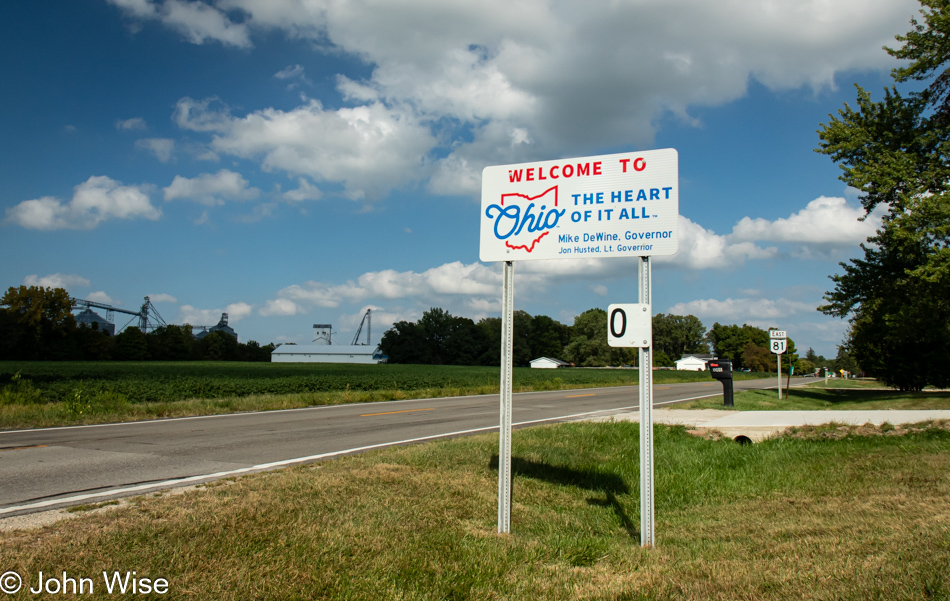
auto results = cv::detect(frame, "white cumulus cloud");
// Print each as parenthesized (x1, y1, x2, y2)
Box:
(656, 216, 778, 270)
(667, 297, 817, 323)
(108, 0, 251, 47)
(86, 291, 117, 305)
(5, 176, 160, 230)
(190, 98, 437, 202)
(116, 117, 147, 130)
(135, 138, 175, 162)
(260, 298, 301, 316)
(147, 293, 178, 303)
(729, 196, 886, 257)
(163, 169, 260, 206)
(282, 178, 323, 202)
(179, 302, 253, 326)
(217, 0, 918, 191)
(173, 97, 233, 133)
(23, 273, 91, 289)
(117, 0, 919, 204)
(264, 261, 502, 313)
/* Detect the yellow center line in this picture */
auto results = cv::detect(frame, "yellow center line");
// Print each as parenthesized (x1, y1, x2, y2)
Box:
(565, 393, 596, 398)
(0, 444, 47, 452)
(360, 408, 436, 417)
(655, 386, 670, 390)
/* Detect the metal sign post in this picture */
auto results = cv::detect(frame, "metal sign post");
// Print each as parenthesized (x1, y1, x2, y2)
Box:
(605, 294, 654, 546)
(638, 256, 655, 547)
(777, 353, 782, 400)
(498, 261, 514, 533)
(770, 331, 787, 400)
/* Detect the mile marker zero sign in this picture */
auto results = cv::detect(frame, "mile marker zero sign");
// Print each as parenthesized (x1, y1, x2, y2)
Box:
(607, 304, 652, 348)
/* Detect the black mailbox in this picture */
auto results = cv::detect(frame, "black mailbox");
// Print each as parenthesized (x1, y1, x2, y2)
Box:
(708, 360, 734, 407)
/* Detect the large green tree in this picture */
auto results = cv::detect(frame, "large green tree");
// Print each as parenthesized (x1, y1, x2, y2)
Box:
(652, 313, 708, 361)
(380, 308, 491, 365)
(562, 308, 636, 367)
(0, 286, 77, 359)
(817, 0, 950, 390)
(529, 314, 570, 360)
(707, 323, 797, 371)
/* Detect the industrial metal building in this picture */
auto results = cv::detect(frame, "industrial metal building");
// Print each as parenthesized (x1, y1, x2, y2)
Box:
(270, 313, 385, 363)
(194, 313, 238, 341)
(74, 308, 116, 335)
(270, 344, 386, 364)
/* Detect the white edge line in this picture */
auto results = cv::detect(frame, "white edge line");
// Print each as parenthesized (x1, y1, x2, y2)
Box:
(0, 387, 750, 515)
(1, 399, 693, 515)
(0, 379, 776, 435)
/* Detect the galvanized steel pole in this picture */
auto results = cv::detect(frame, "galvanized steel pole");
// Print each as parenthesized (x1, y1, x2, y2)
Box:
(777, 353, 782, 400)
(498, 261, 514, 533)
(638, 256, 655, 547)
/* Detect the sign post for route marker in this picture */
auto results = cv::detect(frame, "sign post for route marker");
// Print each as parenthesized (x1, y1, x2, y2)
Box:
(480, 149, 678, 543)
(770, 330, 787, 400)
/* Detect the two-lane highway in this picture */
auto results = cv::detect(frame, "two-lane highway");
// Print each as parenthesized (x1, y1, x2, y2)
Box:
(1, 378, 777, 516)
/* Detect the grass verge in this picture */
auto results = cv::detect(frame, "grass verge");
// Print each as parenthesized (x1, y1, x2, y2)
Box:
(2, 421, 948, 600)
(681, 382, 950, 411)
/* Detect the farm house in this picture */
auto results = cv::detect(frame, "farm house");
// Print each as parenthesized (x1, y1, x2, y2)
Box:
(530, 357, 570, 369)
(675, 354, 715, 371)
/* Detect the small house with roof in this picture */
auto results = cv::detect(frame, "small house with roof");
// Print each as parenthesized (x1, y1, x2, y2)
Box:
(675, 354, 716, 371)
(530, 357, 570, 369)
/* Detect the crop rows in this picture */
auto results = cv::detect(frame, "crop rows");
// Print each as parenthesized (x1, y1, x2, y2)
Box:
(0, 362, 647, 405)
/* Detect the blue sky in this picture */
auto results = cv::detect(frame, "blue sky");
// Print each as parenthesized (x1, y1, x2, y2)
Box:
(1, 0, 923, 357)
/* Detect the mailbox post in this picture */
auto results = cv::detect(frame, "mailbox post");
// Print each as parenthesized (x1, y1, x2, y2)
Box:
(708, 360, 734, 407)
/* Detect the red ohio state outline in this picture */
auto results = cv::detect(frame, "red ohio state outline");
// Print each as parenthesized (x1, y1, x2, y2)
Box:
(499, 185, 558, 253)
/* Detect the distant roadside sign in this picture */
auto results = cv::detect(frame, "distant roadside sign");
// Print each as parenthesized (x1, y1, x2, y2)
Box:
(480, 149, 679, 262)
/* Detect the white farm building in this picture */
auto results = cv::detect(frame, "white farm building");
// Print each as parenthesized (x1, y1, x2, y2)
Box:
(270, 344, 387, 364)
(675, 354, 715, 371)
(530, 357, 570, 369)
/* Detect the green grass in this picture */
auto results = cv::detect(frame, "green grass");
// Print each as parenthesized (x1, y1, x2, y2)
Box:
(2, 421, 948, 600)
(682, 382, 950, 411)
(806, 378, 893, 389)
(0, 361, 767, 429)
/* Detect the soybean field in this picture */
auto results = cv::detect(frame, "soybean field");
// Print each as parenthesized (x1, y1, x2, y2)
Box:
(0, 361, 727, 405)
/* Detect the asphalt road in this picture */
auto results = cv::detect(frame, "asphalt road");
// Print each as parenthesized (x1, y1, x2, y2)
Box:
(0, 377, 780, 516)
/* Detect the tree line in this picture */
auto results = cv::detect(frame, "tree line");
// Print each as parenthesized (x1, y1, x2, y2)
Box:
(816, 0, 950, 390)
(380, 306, 830, 373)
(0, 286, 273, 361)
(2, 284, 851, 373)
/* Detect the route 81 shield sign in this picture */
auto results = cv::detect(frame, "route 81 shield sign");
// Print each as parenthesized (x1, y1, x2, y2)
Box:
(770, 339, 787, 354)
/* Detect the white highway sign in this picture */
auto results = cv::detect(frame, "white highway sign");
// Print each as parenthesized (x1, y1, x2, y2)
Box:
(480, 149, 679, 262)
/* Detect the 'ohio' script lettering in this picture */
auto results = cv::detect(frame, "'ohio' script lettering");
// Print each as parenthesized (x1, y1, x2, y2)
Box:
(485, 186, 566, 252)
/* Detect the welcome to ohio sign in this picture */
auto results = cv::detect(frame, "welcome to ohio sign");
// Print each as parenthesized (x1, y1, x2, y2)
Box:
(480, 149, 678, 262)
